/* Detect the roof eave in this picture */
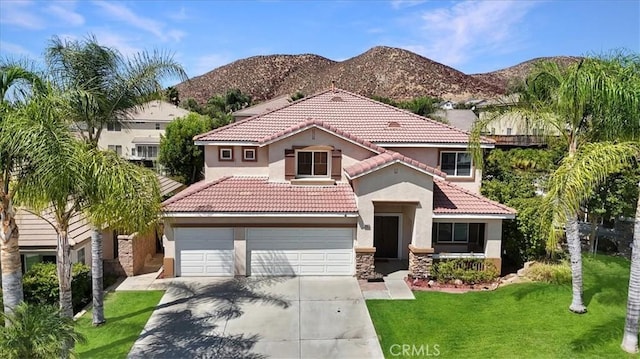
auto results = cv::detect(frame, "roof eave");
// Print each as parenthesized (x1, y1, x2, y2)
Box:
(162, 212, 360, 218)
(432, 213, 516, 219)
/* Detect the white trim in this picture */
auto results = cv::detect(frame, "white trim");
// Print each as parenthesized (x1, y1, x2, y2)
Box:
(163, 212, 359, 218)
(345, 159, 446, 181)
(295, 149, 330, 178)
(374, 213, 403, 259)
(433, 213, 515, 219)
(243, 147, 256, 161)
(440, 151, 473, 178)
(374, 142, 494, 149)
(195, 141, 260, 146)
(219, 148, 233, 160)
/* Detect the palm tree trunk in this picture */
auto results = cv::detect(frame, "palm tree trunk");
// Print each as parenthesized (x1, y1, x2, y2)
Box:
(91, 228, 105, 326)
(567, 215, 587, 313)
(57, 229, 73, 318)
(621, 186, 640, 353)
(0, 195, 24, 316)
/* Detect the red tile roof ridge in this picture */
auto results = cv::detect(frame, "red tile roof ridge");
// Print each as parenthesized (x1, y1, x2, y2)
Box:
(162, 176, 232, 206)
(434, 178, 516, 214)
(336, 89, 495, 144)
(193, 89, 335, 141)
(345, 150, 446, 179)
(258, 118, 386, 153)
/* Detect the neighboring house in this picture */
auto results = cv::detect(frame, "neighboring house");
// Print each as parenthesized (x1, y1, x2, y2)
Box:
(432, 109, 478, 132)
(438, 100, 456, 110)
(16, 174, 185, 276)
(161, 89, 516, 279)
(97, 100, 191, 161)
(231, 94, 294, 122)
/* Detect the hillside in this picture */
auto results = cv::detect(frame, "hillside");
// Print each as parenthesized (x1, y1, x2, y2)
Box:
(176, 47, 577, 104)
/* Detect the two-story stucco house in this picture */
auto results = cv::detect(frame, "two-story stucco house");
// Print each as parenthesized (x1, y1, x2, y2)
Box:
(97, 100, 191, 161)
(160, 89, 515, 279)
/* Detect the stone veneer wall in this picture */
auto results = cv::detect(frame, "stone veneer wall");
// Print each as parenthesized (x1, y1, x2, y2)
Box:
(111, 229, 158, 277)
(355, 248, 376, 279)
(408, 245, 434, 279)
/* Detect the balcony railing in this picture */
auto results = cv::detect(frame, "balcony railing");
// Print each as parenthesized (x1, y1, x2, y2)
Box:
(486, 135, 547, 146)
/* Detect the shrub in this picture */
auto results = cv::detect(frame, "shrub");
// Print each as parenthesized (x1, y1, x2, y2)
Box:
(431, 258, 499, 284)
(524, 261, 571, 284)
(23, 262, 92, 313)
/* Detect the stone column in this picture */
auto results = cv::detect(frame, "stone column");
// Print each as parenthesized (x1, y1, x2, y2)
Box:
(355, 247, 376, 279)
(408, 245, 434, 279)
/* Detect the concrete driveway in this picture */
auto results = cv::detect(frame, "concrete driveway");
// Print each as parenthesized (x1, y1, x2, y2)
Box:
(128, 276, 383, 359)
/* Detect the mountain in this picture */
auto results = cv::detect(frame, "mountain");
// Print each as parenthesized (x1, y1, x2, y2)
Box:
(470, 56, 581, 92)
(176, 46, 577, 104)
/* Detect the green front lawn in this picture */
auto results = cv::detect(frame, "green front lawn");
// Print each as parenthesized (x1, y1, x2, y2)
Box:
(368, 255, 638, 358)
(75, 291, 164, 359)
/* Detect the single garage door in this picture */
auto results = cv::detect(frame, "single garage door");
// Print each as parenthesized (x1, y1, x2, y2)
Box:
(247, 228, 354, 276)
(175, 228, 234, 276)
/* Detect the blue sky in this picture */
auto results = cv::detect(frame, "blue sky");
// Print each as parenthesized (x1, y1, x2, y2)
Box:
(1, 0, 638, 85)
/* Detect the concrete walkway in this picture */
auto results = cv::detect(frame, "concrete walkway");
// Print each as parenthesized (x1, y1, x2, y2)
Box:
(360, 270, 415, 300)
(115, 270, 172, 291)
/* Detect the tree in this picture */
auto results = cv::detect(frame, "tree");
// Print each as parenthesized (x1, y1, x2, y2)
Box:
(0, 62, 47, 315)
(165, 86, 180, 106)
(159, 113, 214, 185)
(370, 95, 444, 121)
(0, 302, 86, 359)
(472, 52, 640, 314)
(46, 35, 185, 324)
(622, 181, 640, 353)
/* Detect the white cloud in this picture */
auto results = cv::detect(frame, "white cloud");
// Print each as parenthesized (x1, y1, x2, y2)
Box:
(0, 40, 34, 56)
(0, 0, 45, 30)
(47, 2, 85, 27)
(93, 31, 142, 58)
(192, 54, 233, 77)
(92, 1, 185, 42)
(390, 0, 427, 10)
(400, 0, 536, 67)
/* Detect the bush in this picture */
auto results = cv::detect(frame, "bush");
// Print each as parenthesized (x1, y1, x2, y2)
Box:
(432, 258, 499, 284)
(23, 262, 92, 313)
(524, 261, 572, 284)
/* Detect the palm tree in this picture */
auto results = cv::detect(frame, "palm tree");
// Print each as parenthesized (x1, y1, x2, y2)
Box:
(46, 35, 186, 324)
(0, 62, 47, 315)
(472, 52, 640, 313)
(0, 302, 86, 359)
(621, 182, 639, 354)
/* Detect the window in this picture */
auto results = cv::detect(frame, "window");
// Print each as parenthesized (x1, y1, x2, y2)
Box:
(219, 147, 233, 161)
(440, 151, 472, 177)
(242, 147, 257, 161)
(77, 248, 86, 265)
(108, 145, 122, 156)
(107, 122, 122, 131)
(155, 123, 160, 130)
(491, 127, 496, 135)
(131, 147, 136, 156)
(136, 145, 158, 159)
(506, 128, 512, 135)
(296, 151, 328, 177)
(433, 223, 485, 244)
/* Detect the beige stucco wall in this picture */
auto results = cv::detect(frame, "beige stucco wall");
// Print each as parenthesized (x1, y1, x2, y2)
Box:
(268, 128, 375, 182)
(204, 146, 270, 180)
(352, 163, 434, 250)
(386, 147, 439, 167)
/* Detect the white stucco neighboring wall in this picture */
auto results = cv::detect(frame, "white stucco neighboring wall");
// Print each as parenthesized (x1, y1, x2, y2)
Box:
(98, 122, 167, 158)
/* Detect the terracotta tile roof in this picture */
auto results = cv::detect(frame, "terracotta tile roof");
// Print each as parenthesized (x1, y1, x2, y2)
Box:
(345, 151, 446, 179)
(194, 89, 494, 145)
(163, 177, 358, 213)
(433, 179, 516, 216)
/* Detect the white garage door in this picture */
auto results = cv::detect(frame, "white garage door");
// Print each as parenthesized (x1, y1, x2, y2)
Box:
(175, 228, 234, 276)
(247, 228, 354, 276)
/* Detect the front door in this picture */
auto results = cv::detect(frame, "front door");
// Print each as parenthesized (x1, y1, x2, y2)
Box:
(374, 216, 399, 258)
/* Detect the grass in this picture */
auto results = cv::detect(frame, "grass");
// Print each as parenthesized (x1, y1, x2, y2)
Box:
(367, 255, 639, 358)
(75, 291, 164, 359)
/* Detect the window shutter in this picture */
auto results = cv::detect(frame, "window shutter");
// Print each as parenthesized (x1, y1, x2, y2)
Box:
(284, 149, 295, 180)
(331, 149, 342, 181)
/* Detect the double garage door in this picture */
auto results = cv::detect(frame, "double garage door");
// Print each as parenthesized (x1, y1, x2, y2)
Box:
(176, 227, 353, 276)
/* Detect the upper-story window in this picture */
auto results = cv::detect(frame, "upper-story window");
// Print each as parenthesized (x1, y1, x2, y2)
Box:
(242, 147, 257, 161)
(107, 122, 122, 131)
(155, 123, 160, 130)
(219, 147, 233, 161)
(296, 150, 329, 177)
(441, 151, 472, 177)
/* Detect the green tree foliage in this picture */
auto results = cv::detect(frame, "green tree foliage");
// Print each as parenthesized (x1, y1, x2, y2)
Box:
(22, 263, 91, 313)
(0, 302, 86, 359)
(289, 91, 305, 102)
(586, 166, 640, 227)
(181, 88, 252, 128)
(165, 86, 179, 106)
(159, 113, 215, 185)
